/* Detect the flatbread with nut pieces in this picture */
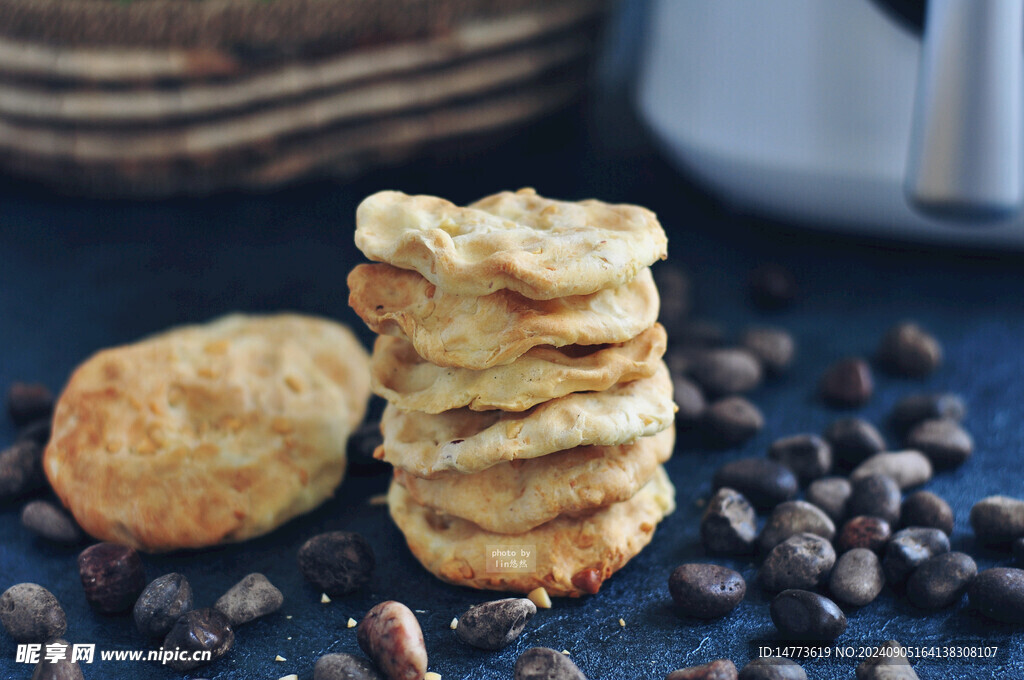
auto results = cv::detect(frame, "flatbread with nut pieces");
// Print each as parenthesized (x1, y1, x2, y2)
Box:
(348, 263, 659, 370)
(371, 323, 667, 413)
(394, 426, 674, 534)
(355, 187, 667, 300)
(44, 313, 370, 552)
(388, 465, 675, 596)
(376, 361, 675, 478)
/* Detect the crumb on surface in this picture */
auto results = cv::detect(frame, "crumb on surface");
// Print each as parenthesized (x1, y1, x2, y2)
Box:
(368, 493, 388, 505)
(527, 586, 552, 609)
(321, 593, 331, 604)
(274, 655, 286, 662)
(450, 617, 458, 630)
(425, 673, 442, 680)
(619, 618, 626, 627)
(347, 617, 357, 628)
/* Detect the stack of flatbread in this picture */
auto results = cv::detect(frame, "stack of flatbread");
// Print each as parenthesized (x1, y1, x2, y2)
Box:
(348, 188, 677, 596)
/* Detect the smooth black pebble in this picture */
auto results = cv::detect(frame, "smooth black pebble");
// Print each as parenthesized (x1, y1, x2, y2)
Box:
(770, 589, 847, 640)
(712, 458, 797, 511)
(668, 564, 746, 619)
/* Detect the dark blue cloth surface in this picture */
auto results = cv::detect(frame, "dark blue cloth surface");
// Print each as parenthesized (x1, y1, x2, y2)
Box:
(1, 102, 1023, 679)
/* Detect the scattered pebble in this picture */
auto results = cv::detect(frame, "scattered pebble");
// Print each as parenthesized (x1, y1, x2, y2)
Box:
(357, 601, 428, 680)
(769, 589, 846, 640)
(30, 638, 83, 680)
(805, 477, 852, 524)
(675, 320, 727, 348)
(741, 327, 795, 375)
(882, 527, 950, 586)
(674, 376, 707, 424)
(876, 322, 942, 377)
(7, 382, 53, 427)
(760, 533, 836, 592)
(0, 440, 45, 500)
(20, 500, 84, 544)
(823, 418, 886, 468)
(527, 587, 551, 610)
(313, 655, 384, 680)
(701, 487, 757, 555)
(0, 583, 66, 643)
(689, 349, 763, 397)
(163, 608, 235, 671)
(666, 659, 738, 680)
(748, 263, 798, 310)
(888, 393, 965, 434)
(133, 573, 193, 638)
(837, 516, 891, 554)
(968, 568, 1024, 623)
(829, 549, 884, 607)
(17, 419, 51, 447)
(847, 474, 901, 525)
(738, 657, 807, 680)
(77, 542, 146, 614)
(514, 647, 587, 680)
(712, 458, 797, 511)
(819, 358, 873, 407)
(757, 501, 835, 553)
(455, 598, 536, 650)
(855, 640, 918, 679)
(906, 419, 972, 468)
(906, 552, 977, 609)
(901, 491, 954, 535)
(298, 531, 375, 597)
(214, 573, 284, 626)
(703, 397, 765, 448)
(850, 451, 932, 489)
(668, 564, 746, 619)
(970, 495, 1024, 543)
(767, 434, 832, 484)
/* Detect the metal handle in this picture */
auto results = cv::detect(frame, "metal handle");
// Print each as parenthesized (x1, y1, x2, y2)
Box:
(905, 0, 1023, 221)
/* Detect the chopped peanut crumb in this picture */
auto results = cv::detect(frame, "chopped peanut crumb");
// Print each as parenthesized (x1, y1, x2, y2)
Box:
(347, 617, 357, 628)
(450, 618, 458, 630)
(367, 494, 388, 506)
(619, 618, 626, 627)
(424, 673, 442, 680)
(274, 655, 286, 662)
(321, 593, 331, 604)
(527, 587, 552, 609)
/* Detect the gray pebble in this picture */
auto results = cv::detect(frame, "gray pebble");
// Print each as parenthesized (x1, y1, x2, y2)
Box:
(701, 488, 757, 555)
(769, 589, 846, 640)
(819, 357, 873, 407)
(829, 549, 884, 606)
(740, 327, 796, 375)
(837, 516, 891, 553)
(674, 376, 707, 424)
(690, 349, 763, 396)
(712, 458, 797, 511)
(133, 573, 193, 638)
(7, 383, 53, 427)
(748, 263, 798, 309)
(314, 653, 384, 680)
(906, 552, 976, 609)
(30, 639, 83, 680)
(902, 491, 954, 535)
(162, 608, 234, 671)
(757, 501, 835, 553)
(968, 568, 1024, 623)
(876, 322, 942, 377)
(906, 419, 972, 468)
(675, 320, 727, 347)
(514, 647, 587, 680)
(847, 474, 901, 525)
(0, 440, 45, 500)
(0, 583, 66, 643)
(214, 573, 283, 626)
(455, 598, 536, 650)
(823, 418, 886, 468)
(850, 451, 932, 490)
(20, 501, 84, 545)
(358, 601, 427, 680)
(669, 564, 746, 619)
(298, 531, 375, 596)
(760, 533, 836, 592)
(666, 659, 738, 680)
(970, 495, 1024, 543)
(805, 476, 852, 524)
(767, 434, 832, 484)
(703, 397, 765, 448)
(738, 657, 807, 680)
(889, 393, 965, 434)
(855, 640, 918, 680)
(883, 527, 950, 586)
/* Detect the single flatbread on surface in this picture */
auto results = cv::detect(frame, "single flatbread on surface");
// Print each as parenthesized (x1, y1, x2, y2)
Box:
(395, 425, 675, 534)
(43, 313, 371, 553)
(376, 361, 675, 478)
(355, 187, 667, 300)
(371, 323, 667, 413)
(348, 263, 659, 370)
(389, 465, 675, 596)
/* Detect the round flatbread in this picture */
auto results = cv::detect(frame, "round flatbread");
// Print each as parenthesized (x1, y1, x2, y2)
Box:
(388, 465, 675, 596)
(348, 263, 659, 370)
(355, 187, 668, 300)
(44, 313, 371, 552)
(377, 361, 676, 478)
(394, 426, 675, 534)
(371, 323, 667, 413)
